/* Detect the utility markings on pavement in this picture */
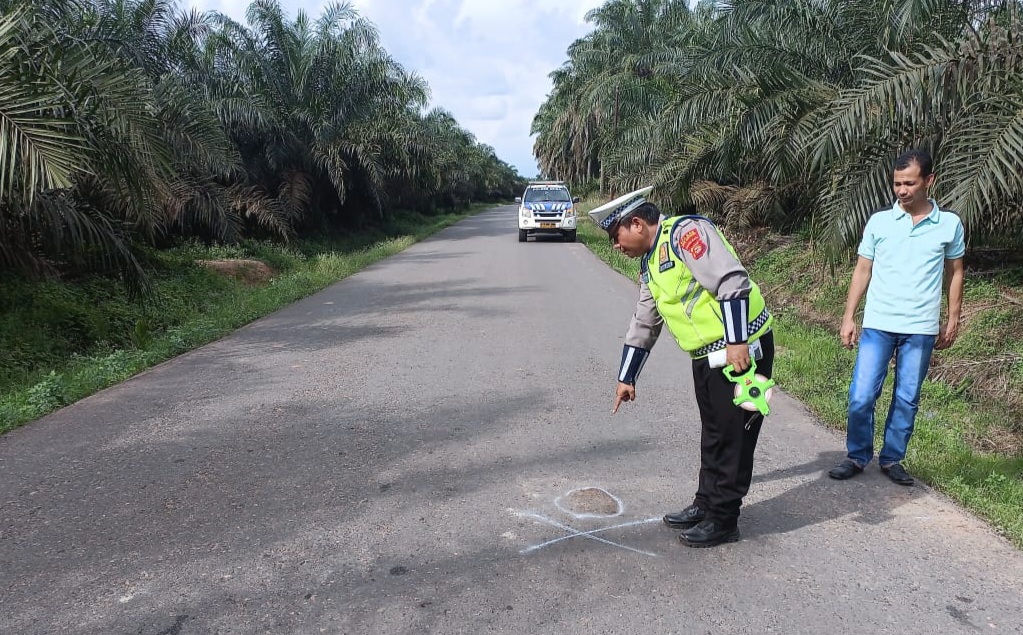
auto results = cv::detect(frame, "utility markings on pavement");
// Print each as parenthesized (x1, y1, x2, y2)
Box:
(511, 509, 661, 557)
(512, 486, 661, 556)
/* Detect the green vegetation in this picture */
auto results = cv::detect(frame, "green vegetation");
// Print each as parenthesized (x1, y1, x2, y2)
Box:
(576, 207, 1023, 547)
(0, 209, 475, 433)
(1, 0, 524, 284)
(1, 0, 527, 429)
(535, 0, 1023, 251)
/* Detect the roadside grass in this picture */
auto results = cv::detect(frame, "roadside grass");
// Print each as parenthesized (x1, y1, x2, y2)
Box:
(575, 202, 1023, 547)
(0, 208, 481, 434)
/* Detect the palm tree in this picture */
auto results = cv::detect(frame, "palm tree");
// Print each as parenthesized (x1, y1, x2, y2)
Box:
(538, 0, 1023, 252)
(812, 1, 1023, 247)
(0, 1, 171, 280)
(1, 0, 525, 281)
(79, 0, 292, 244)
(203, 0, 433, 231)
(532, 61, 600, 186)
(534, 0, 692, 194)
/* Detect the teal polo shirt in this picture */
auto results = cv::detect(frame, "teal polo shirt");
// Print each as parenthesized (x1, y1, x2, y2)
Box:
(858, 199, 965, 335)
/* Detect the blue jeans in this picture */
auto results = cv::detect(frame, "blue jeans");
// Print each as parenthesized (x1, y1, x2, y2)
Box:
(847, 328, 936, 467)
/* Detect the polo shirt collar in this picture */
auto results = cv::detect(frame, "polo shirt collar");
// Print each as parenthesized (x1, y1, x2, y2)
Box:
(893, 198, 940, 222)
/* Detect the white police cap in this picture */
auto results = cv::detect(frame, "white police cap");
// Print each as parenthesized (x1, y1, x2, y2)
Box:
(587, 186, 655, 230)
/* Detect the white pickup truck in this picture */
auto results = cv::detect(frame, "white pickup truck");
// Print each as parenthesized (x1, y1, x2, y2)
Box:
(515, 181, 581, 242)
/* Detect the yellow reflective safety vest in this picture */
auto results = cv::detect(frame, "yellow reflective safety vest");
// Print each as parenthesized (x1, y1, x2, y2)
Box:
(642, 217, 772, 357)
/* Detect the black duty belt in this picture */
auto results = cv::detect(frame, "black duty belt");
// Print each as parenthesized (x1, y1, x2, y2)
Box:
(691, 309, 771, 357)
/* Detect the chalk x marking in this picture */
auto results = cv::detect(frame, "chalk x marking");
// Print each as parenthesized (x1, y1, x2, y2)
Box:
(512, 510, 661, 557)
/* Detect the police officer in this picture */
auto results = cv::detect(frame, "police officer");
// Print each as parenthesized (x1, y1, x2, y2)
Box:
(589, 187, 775, 548)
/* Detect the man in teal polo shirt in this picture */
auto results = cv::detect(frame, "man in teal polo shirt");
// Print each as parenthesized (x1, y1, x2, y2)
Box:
(829, 149, 965, 485)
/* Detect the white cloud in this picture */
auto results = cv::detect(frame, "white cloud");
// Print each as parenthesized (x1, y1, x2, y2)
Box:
(188, 0, 605, 176)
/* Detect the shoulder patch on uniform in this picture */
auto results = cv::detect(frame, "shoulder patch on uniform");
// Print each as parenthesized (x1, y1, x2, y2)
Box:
(677, 227, 707, 260)
(658, 242, 675, 272)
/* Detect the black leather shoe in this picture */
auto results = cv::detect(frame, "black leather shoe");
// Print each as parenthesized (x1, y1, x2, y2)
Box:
(881, 462, 915, 486)
(828, 460, 864, 480)
(663, 505, 706, 529)
(678, 519, 740, 548)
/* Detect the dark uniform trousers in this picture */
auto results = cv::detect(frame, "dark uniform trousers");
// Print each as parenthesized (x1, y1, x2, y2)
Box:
(690, 330, 775, 526)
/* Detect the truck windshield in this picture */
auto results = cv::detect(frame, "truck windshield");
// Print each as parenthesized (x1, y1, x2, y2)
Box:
(523, 188, 571, 203)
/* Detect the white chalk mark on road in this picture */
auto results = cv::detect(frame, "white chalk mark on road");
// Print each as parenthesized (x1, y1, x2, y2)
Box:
(512, 510, 661, 557)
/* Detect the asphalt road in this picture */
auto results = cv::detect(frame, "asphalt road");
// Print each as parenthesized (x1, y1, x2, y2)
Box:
(2, 205, 1021, 635)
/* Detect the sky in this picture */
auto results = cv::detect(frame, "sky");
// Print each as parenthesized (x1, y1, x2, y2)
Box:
(188, 0, 608, 177)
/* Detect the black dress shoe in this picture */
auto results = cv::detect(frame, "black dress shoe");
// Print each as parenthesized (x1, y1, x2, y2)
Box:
(663, 505, 705, 529)
(678, 519, 740, 548)
(881, 462, 915, 485)
(828, 460, 864, 480)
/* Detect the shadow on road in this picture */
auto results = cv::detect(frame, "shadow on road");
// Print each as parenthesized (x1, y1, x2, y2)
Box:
(742, 451, 924, 538)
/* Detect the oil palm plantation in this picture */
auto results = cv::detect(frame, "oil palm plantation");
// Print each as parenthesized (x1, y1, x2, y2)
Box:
(0, 1, 171, 279)
(0, 0, 523, 281)
(200, 0, 424, 231)
(534, 0, 1023, 249)
(812, 1, 1023, 246)
(533, 0, 693, 193)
